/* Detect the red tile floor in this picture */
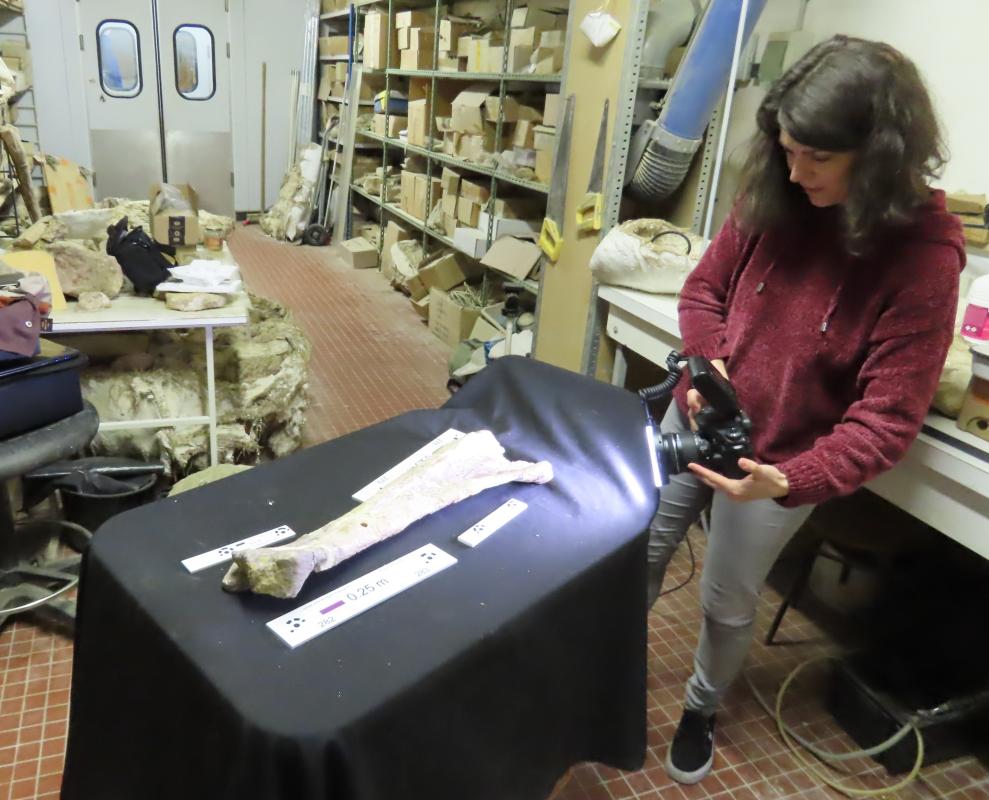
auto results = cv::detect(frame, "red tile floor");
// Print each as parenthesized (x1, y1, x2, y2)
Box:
(2, 227, 987, 799)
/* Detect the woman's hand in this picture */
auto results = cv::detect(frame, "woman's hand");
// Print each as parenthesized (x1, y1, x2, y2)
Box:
(686, 358, 728, 431)
(688, 457, 789, 502)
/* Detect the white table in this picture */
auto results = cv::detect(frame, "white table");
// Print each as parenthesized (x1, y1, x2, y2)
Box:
(598, 285, 989, 561)
(48, 293, 251, 467)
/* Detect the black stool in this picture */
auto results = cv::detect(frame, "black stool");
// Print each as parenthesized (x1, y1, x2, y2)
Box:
(0, 403, 99, 631)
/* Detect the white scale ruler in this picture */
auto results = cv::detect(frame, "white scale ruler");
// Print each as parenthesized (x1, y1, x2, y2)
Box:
(268, 544, 458, 648)
(457, 499, 527, 547)
(181, 525, 297, 573)
(352, 429, 465, 501)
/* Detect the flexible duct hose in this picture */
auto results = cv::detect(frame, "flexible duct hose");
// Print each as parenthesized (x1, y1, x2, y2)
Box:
(628, 0, 767, 201)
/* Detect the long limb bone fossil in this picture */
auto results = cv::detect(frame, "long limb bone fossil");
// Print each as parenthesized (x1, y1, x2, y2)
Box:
(222, 430, 553, 598)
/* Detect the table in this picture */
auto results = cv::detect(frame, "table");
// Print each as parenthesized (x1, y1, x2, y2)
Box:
(598, 285, 989, 561)
(61, 356, 658, 800)
(48, 292, 250, 467)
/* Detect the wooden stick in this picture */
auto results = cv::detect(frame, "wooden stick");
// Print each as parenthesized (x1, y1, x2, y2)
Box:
(260, 62, 267, 214)
(0, 124, 41, 222)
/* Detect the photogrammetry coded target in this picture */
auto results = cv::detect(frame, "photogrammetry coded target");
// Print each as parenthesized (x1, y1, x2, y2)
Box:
(267, 544, 458, 648)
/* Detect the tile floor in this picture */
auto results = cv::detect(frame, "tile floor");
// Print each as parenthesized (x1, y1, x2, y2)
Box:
(2, 228, 987, 799)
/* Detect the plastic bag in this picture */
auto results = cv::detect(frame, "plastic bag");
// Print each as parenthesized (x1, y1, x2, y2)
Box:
(589, 218, 706, 294)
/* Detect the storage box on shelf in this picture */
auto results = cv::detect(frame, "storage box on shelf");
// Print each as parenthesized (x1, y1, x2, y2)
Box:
(346, 2, 568, 348)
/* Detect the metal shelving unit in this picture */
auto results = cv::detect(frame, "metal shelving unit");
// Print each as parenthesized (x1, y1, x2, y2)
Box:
(344, 0, 568, 296)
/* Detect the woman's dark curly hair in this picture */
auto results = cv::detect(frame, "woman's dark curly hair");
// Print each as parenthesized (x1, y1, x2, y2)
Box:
(736, 35, 946, 257)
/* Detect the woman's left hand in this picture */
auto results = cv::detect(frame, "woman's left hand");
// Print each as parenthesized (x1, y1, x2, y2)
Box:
(688, 458, 789, 502)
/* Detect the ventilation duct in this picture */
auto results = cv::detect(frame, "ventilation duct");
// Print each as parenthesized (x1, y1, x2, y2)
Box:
(627, 0, 767, 202)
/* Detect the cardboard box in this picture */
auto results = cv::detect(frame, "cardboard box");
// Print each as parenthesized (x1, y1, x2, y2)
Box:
(443, 130, 462, 156)
(512, 119, 536, 149)
(451, 84, 496, 134)
(535, 148, 552, 183)
(319, 36, 350, 57)
(510, 6, 567, 30)
(410, 28, 435, 51)
(395, 9, 434, 28)
(538, 29, 565, 48)
(477, 210, 541, 239)
(337, 237, 379, 269)
(407, 99, 428, 146)
(511, 27, 538, 47)
(513, 147, 537, 168)
(400, 170, 419, 215)
(946, 192, 987, 215)
(419, 251, 481, 291)
(533, 124, 556, 151)
(491, 196, 542, 219)
(441, 192, 459, 218)
(470, 313, 504, 342)
(398, 27, 411, 49)
(440, 19, 473, 52)
(401, 48, 432, 70)
(411, 174, 442, 220)
(452, 227, 488, 259)
(437, 55, 461, 72)
(335, 61, 349, 80)
(530, 46, 563, 74)
(428, 287, 484, 348)
(508, 43, 533, 72)
(542, 93, 561, 128)
(404, 272, 428, 300)
(317, 65, 334, 100)
(321, 0, 346, 12)
(381, 221, 413, 282)
(460, 178, 490, 204)
(457, 196, 481, 227)
(364, 12, 397, 69)
(440, 167, 461, 196)
(373, 113, 406, 137)
(484, 95, 541, 124)
(411, 294, 430, 320)
(481, 236, 542, 281)
(664, 45, 686, 78)
(457, 35, 473, 58)
(149, 183, 201, 246)
(442, 213, 458, 238)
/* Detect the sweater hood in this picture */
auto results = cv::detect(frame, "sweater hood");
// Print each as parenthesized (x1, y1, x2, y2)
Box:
(905, 189, 967, 271)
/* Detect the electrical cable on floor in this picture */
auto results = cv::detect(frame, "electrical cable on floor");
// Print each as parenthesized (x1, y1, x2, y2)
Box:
(743, 656, 931, 798)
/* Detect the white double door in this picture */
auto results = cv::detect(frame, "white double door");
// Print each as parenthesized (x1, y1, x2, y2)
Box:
(79, 0, 233, 215)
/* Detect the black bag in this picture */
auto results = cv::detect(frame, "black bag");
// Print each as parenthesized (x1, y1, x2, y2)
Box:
(105, 217, 175, 296)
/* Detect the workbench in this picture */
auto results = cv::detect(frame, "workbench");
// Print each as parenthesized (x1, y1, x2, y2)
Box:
(598, 284, 989, 561)
(46, 247, 250, 467)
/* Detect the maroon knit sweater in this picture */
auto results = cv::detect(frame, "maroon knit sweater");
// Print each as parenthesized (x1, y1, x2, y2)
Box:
(674, 190, 964, 507)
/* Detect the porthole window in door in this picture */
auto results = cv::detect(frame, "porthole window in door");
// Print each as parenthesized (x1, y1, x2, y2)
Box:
(96, 20, 142, 98)
(174, 25, 216, 101)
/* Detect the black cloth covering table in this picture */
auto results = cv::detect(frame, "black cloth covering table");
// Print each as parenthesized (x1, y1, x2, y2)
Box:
(61, 356, 659, 800)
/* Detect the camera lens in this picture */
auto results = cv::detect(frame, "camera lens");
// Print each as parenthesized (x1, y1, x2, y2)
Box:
(657, 431, 706, 478)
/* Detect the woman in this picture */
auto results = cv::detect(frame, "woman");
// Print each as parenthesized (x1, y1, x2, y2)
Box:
(649, 36, 963, 784)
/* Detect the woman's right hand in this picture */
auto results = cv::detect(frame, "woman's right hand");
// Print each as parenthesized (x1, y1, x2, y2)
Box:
(686, 358, 728, 431)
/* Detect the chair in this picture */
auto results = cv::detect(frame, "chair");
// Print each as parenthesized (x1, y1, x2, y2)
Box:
(0, 403, 99, 631)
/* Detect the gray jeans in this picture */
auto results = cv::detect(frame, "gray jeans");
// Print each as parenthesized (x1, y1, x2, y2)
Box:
(648, 403, 815, 715)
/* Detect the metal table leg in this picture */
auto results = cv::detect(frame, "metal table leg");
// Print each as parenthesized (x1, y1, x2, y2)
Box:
(205, 325, 218, 466)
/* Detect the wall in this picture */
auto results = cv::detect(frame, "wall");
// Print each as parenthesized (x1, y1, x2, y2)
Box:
(708, 0, 989, 231)
(24, 0, 91, 168)
(230, 0, 308, 212)
(24, 0, 306, 213)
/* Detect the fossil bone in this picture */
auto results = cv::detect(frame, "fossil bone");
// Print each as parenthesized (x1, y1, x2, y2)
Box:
(222, 430, 553, 598)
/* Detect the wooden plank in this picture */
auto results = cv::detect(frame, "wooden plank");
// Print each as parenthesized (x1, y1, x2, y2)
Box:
(0, 124, 41, 221)
(42, 155, 95, 213)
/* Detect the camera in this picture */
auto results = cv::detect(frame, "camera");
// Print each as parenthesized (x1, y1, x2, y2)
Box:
(641, 354, 753, 483)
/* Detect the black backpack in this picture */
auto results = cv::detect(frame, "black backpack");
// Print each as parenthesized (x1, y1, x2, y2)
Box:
(105, 217, 175, 296)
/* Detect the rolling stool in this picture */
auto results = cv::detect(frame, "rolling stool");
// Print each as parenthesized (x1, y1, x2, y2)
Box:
(0, 402, 99, 632)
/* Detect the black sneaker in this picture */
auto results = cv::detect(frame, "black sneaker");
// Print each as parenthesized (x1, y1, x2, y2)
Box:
(665, 709, 715, 784)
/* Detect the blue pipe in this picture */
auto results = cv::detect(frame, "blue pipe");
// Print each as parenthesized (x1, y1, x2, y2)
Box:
(628, 0, 767, 201)
(660, 0, 768, 141)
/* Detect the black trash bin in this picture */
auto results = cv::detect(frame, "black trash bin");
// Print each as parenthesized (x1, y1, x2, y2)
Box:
(60, 472, 160, 533)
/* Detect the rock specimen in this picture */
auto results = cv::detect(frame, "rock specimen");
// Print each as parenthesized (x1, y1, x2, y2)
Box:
(222, 430, 553, 598)
(78, 291, 112, 311)
(49, 240, 124, 298)
(165, 292, 229, 312)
